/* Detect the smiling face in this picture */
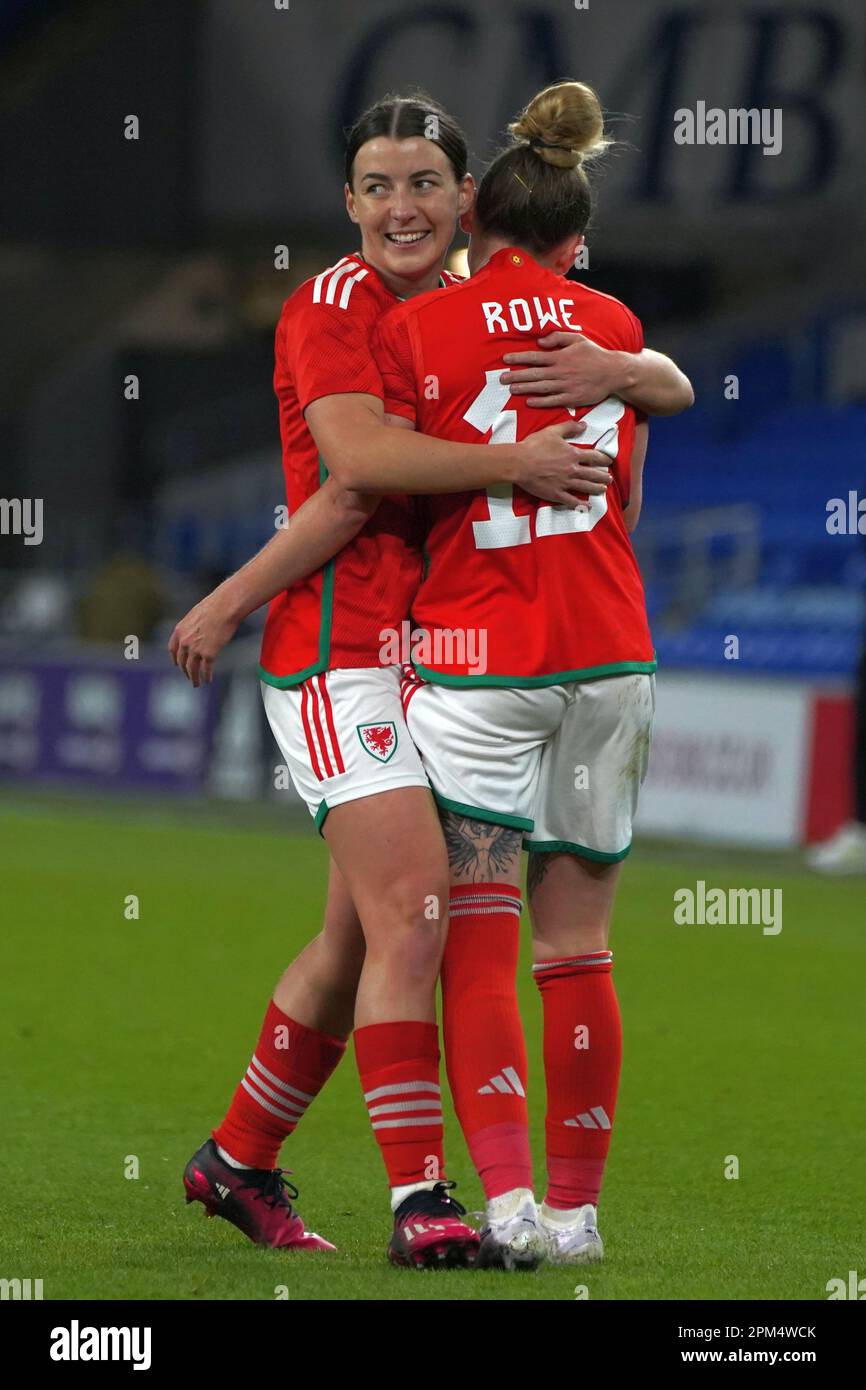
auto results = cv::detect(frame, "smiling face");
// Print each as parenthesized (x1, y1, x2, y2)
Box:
(345, 137, 473, 298)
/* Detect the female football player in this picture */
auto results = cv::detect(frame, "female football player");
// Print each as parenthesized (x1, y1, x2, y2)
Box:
(373, 79, 661, 1265)
(172, 89, 691, 1267)
(174, 92, 615, 1270)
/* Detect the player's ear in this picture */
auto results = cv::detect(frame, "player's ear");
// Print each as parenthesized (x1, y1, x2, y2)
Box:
(459, 201, 475, 236)
(345, 183, 359, 225)
(551, 234, 584, 276)
(457, 173, 475, 221)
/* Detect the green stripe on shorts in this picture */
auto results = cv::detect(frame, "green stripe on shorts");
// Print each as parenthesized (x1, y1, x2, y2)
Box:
(523, 837, 632, 863)
(434, 792, 533, 833)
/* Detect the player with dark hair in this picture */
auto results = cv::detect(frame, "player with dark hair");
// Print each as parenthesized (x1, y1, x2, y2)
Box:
(174, 91, 617, 1269)
(171, 86, 691, 1266)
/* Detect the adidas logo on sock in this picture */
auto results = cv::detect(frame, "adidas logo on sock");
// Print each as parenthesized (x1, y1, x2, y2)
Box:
(564, 1107, 611, 1130)
(477, 1066, 525, 1097)
(215, 1182, 230, 1199)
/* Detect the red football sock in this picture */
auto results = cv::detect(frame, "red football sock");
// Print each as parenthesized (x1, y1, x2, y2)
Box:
(533, 951, 621, 1210)
(354, 1020, 445, 1189)
(213, 1000, 347, 1169)
(441, 883, 533, 1200)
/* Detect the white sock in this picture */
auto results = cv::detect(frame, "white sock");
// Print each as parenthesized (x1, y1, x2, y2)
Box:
(487, 1187, 535, 1222)
(390, 1179, 440, 1212)
(540, 1200, 594, 1227)
(216, 1144, 254, 1170)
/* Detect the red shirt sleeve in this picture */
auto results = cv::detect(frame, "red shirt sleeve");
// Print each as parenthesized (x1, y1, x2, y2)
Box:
(283, 293, 384, 413)
(622, 303, 644, 353)
(628, 307, 648, 424)
(370, 311, 419, 425)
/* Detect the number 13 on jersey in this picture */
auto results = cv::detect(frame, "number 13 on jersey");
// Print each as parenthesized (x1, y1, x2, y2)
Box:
(465, 371, 625, 551)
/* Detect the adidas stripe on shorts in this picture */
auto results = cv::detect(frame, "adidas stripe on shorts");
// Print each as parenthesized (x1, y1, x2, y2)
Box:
(262, 667, 430, 831)
(402, 669, 656, 863)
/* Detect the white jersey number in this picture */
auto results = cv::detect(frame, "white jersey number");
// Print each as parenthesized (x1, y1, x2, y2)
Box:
(464, 372, 624, 551)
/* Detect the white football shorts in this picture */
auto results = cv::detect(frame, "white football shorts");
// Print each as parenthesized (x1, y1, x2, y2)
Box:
(261, 667, 430, 830)
(402, 669, 656, 862)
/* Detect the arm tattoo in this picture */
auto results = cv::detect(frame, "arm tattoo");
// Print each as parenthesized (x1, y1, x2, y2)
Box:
(440, 810, 522, 884)
(526, 851, 553, 899)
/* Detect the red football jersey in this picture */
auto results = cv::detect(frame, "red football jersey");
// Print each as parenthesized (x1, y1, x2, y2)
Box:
(371, 246, 656, 686)
(260, 253, 444, 685)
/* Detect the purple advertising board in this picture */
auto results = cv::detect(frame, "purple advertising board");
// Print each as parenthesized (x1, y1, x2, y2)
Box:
(0, 649, 217, 794)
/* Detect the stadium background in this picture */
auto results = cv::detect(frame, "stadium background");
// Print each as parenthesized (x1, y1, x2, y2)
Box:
(2, 0, 864, 1303)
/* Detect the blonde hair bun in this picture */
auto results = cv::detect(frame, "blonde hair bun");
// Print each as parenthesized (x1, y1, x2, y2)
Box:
(508, 80, 610, 169)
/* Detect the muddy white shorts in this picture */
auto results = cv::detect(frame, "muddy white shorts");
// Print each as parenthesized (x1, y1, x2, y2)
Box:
(402, 669, 655, 862)
(261, 667, 430, 830)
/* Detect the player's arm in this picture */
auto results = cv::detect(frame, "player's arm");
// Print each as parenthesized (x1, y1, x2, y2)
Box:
(501, 333, 694, 417)
(615, 349, 693, 416)
(316, 307, 615, 503)
(304, 392, 612, 503)
(169, 479, 378, 686)
(296, 300, 607, 505)
(622, 420, 649, 533)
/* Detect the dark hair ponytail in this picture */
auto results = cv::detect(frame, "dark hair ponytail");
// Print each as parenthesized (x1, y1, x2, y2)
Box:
(345, 90, 468, 187)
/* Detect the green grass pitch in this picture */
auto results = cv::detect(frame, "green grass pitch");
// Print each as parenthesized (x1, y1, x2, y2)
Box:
(2, 793, 864, 1301)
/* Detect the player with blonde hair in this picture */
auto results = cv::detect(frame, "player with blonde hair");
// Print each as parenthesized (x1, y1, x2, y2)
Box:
(373, 80, 665, 1263)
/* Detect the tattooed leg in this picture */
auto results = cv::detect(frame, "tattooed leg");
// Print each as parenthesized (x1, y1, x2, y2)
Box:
(437, 812, 533, 1202)
(526, 848, 556, 899)
(440, 810, 523, 886)
(526, 849, 620, 960)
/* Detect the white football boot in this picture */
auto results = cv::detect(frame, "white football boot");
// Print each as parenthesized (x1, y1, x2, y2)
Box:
(539, 1201, 604, 1265)
(806, 821, 866, 875)
(476, 1188, 548, 1270)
